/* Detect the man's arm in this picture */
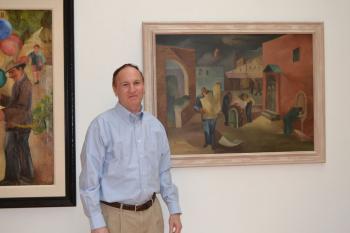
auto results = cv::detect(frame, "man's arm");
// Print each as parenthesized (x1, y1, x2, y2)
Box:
(79, 119, 108, 231)
(0, 94, 10, 107)
(158, 125, 182, 233)
(3, 80, 32, 124)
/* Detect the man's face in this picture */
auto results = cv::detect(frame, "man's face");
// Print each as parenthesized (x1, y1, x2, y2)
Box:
(113, 66, 144, 113)
(7, 67, 23, 80)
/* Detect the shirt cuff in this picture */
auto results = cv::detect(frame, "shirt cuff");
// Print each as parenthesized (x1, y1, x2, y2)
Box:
(89, 213, 106, 230)
(167, 202, 182, 215)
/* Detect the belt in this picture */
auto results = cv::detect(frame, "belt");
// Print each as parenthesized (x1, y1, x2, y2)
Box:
(101, 193, 156, 211)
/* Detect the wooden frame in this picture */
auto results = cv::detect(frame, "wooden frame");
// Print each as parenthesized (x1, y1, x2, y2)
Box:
(143, 22, 325, 167)
(0, 0, 75, 207)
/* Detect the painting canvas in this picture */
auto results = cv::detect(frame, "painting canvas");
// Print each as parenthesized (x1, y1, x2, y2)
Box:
(143, 23, 325, 167)
(0, 9, 54, 186)
(0, 0, 75, 208)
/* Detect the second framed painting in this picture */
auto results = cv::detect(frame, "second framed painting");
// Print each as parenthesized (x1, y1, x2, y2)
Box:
(0, 0, 75, 207)
(143, 22, 325, 167)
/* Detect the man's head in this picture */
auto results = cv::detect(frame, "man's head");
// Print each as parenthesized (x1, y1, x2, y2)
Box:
(6, 60, 26, 81)
(201, 87, 208, 96)
(112, 64, 145, 113)
(33, 44, 40, 53)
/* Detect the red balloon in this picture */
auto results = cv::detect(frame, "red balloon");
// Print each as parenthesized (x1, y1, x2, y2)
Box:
(0, 34, 23, 56)
(9, 34, 22, 48)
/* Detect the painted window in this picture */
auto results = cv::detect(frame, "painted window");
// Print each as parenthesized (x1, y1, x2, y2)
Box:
(293, 47, 300, 63)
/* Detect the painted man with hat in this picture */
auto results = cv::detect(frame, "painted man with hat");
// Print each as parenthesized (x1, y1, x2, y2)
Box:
(0, 59, 34, 185)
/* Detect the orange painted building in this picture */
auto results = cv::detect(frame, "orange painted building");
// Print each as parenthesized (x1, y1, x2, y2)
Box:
(262, 34, 314, 137)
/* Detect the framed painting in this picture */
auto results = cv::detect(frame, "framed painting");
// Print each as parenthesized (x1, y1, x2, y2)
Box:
(143, 22, 325, 167)
(0, 0, 75, 207)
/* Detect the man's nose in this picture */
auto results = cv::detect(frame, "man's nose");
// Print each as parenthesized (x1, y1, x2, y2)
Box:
(129, 84, 136, 92)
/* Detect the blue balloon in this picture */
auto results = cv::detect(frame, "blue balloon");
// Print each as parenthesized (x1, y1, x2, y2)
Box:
(0, 69, 7, 88)
(0, 19, 12, 41)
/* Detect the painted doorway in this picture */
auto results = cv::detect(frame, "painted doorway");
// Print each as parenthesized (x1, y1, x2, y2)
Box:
(266, 75, 276, 112)
(165, 59, 188, 127)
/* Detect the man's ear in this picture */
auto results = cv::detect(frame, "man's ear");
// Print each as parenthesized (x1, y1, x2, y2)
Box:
(112, 85, 118, 97)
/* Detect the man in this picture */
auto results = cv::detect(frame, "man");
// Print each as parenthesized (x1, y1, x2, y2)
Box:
(221, 91, 232, 126)
(80, 64, 182, 233)
(283, 106, 303, 135)
(194, 85, 220, 149)
(0, 60, 34, 185)
(239, 93, 255, 123)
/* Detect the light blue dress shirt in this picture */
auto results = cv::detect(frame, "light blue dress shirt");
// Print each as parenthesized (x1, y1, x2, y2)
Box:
(79, 103, 181, 229)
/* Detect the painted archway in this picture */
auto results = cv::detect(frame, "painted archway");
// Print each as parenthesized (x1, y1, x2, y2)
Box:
(156, 45, 196, 128)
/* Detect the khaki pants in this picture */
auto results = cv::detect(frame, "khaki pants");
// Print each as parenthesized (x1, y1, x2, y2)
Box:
(101, 198, 164, 233)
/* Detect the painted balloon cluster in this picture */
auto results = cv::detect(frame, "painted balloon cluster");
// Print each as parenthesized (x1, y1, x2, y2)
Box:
(0, 18, 23, 57)
(0, 18, 25, 87)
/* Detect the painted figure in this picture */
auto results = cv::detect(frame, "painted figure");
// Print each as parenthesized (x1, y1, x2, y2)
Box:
(283, 107, 303, 135)
(222, 91, 232, 126)
(28, 44, 46, 84)
(194, 83, 221, 149)
(0, 60, 34, 185)
(240, 93, 255, 123)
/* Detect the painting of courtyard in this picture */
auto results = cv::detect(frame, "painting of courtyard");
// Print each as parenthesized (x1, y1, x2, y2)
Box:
(155, 34, 314, 155)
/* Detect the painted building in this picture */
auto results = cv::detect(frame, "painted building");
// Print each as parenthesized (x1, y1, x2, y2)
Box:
(195, 66, 224, 96)
(262, 34, 314, 137)
(224, 51, 263, 91)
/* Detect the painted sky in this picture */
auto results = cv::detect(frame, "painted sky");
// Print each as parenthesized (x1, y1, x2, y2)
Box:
(156, 34, 282, 71)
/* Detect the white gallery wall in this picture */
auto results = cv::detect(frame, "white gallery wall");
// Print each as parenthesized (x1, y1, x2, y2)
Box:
(1, 0, 350, 232)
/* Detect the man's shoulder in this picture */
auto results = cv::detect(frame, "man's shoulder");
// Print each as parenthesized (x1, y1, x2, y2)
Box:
(90, 107, 117, 125)
(143, 111, 158, 121)
(18, 75, 32, 88)
(142, 111, 164, 127)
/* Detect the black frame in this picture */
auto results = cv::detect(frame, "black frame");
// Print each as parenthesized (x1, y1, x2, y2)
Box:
(0, 0, 76, 208)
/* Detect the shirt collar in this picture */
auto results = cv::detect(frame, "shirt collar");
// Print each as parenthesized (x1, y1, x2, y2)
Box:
(115, 102, 144, 123)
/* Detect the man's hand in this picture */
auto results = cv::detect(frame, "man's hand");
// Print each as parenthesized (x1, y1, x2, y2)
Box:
(169, 214, 182, 233)
(91, 227, 109, 233)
